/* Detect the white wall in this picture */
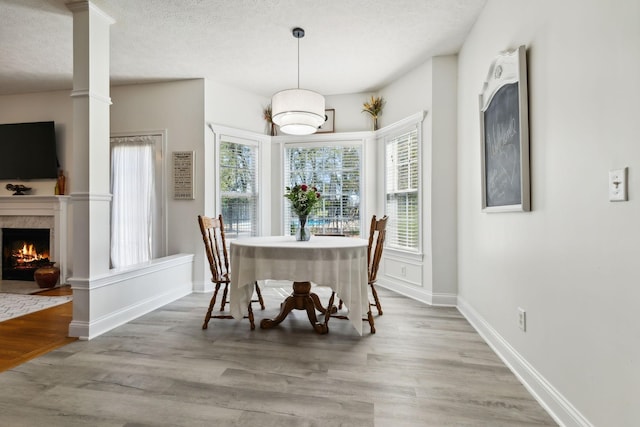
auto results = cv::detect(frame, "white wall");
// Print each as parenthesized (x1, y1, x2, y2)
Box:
(324, 92, 377, 133)
(111, 80, 205, 248)
(431, 57, 458, 302)
(375, 56, 458, 306)
(379, 61, 433, 127)
(111, 80, 207, 288)
(457, 1, 640, 425)
(205, 80, 268, 134)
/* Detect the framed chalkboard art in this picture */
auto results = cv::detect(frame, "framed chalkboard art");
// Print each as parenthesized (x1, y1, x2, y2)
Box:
(479, 45, 530, 212)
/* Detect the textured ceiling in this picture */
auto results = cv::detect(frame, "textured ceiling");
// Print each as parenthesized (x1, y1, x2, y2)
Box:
(0, 0, 486, 97)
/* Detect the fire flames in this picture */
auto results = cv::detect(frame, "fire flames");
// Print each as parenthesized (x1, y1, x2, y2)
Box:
(11, 242, 49, 266)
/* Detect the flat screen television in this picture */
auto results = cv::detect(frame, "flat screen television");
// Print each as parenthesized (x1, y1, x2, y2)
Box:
(0, 121, 58, 180)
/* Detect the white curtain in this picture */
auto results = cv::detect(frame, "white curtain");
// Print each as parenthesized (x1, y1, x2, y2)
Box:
(110, 136, 155, 268)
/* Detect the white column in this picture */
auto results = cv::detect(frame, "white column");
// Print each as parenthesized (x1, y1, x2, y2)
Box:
(66, 1, 114, 338)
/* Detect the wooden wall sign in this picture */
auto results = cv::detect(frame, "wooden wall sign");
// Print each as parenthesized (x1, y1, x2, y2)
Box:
(172, 151, 195, 200)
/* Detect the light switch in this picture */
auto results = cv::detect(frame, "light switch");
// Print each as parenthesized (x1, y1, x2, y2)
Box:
(609, 168, 628, 202)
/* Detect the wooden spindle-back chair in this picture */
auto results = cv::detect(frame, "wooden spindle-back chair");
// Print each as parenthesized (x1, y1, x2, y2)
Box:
(367, 214, 388, 315)
(328, 214, 388, 333)
(198, 214, 264, 330)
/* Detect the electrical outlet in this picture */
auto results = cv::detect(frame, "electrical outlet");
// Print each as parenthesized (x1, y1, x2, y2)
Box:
(517, 307, 526, 331)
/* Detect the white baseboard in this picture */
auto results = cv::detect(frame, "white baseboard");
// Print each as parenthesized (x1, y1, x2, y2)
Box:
(192, 279, 214, 293)
(457, 296, 593, 427)
(68, 284, 191, 340)
(377, 278, 457, 306)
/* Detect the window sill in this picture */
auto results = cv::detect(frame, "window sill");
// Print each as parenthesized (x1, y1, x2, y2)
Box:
(383, 247, 424, 263)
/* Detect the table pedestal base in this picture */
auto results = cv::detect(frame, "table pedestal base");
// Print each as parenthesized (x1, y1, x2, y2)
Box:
(260, 281, 329, 334)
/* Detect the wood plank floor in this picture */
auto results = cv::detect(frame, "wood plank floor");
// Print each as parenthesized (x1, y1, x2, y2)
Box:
(0, 286, 557, 426)
(0, 285, 76, 372)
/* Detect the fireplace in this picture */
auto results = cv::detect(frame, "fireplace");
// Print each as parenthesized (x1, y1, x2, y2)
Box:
(2, 228, 51, 281)
(0, 196, 69, 284)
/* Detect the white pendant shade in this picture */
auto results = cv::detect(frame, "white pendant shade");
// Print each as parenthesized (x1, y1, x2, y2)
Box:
(271, 89, 326, 135)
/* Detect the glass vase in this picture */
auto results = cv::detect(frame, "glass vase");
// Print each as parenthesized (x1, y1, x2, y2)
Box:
(295, 215, 311, 241)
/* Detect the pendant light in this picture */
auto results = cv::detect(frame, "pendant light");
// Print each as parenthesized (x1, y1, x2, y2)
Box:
(271, 27, 326, 136)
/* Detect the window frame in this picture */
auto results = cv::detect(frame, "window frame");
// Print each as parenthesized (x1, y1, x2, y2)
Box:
(280, 135, 366, 238)
(219, 138, 260, 238)
(376, 112, 425, 256)
(209, 124, 268, 239)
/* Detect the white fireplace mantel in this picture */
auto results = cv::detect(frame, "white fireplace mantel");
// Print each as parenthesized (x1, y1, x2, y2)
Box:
(0, 195, 70, 284)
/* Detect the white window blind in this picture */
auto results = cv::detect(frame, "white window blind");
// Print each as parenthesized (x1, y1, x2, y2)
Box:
(385, 129, 419, 250)
(284, 144, 362, 236)
(219, 140, 258, 238)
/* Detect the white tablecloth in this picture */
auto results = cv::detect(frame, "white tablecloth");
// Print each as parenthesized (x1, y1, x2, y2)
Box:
(230, 235, 369, 335)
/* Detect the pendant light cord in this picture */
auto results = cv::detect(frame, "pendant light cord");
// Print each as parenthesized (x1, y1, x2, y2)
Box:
(292, 27, 304, 89)
(297, 35, 300, 89)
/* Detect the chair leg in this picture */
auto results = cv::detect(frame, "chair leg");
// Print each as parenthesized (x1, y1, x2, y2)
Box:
(254, 281, 265, 310)
(324, 292, 336, 326)
(369, 282, 383, 315)
(367, 308, 376, 334)
(247, 302, 255, 330)
(220, 283, 230, 311)
(202, 283, 221, 329)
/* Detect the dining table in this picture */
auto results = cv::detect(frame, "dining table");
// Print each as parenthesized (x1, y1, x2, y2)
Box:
(229, 235, 369, 335)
